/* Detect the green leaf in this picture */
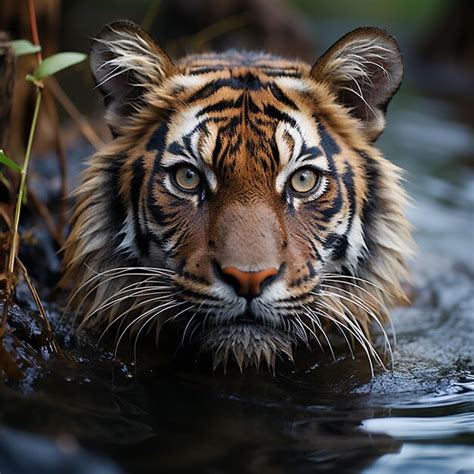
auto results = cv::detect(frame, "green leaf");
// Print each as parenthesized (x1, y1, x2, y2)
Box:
(0, 150, 21, 173)
(25, 74, 37, 83)
(10, 39, 41, 57)
(33, 52, 87, 80)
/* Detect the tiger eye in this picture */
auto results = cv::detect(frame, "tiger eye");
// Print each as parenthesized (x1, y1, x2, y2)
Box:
(174, 165, 201, 191)
(290, 168, 319, 194)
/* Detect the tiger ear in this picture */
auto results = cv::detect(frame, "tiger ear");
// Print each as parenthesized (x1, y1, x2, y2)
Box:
(90, 20, 175, 135)
(311, 27, 403, 141)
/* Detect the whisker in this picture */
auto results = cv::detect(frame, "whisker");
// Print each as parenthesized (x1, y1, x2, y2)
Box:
(302, 305, 336, 360)
(68, 270, 173, 325)
(71, 266, 173, 304)
(81, 282, 166, 320)
(79, 287, 177, 331)
(313, 298, 377, 375)
(97, 293, 181, 344)
(114, 300, 188, 357)
(310, 301, 355, 358)
(180, 298, 208, 348)
(322, 273, 392, 296)
(308, 302, 355, 359)
(317, 284, 393, 362)
(318, 289, 385, 364)
(132, 301, 195, 362)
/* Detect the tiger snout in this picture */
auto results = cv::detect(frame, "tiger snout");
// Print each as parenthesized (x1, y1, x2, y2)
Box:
(217, 266, 280, 298)
(209, 201, 288, 300)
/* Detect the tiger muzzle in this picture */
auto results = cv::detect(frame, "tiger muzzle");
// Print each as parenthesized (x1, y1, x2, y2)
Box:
(211, 201, 286, 298)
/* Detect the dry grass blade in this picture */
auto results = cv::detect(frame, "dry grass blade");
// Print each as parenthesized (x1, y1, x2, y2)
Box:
(16, 257, 61, 355)
(47, 77, 104, 150)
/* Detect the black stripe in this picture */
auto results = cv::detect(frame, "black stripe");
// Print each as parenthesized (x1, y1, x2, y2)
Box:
(182, 271, 210, 286)
(269, 83, 298, 110)
(106, 153, 128, 242)
(342, 161, 356, 231)
(317, 120, 341, 157)
(358, 150, 380, 260)
(147, 118, 170, 153)
(131, 157, 150, 256)
(175, 287, 222, 302)
(270, 136, 280, 168)
(289, 261, 316, 287)
(168, 141, 186, 157)
(188, 66, 223, 74)
(324, 233, 348, 260)
(308, 237, 324, 262)
(263, 104, 297, 128)
(218, 115, 241, 134)
(196, 96, 243, 117)
(315, 120, 343, 221)
(320, 161, 357, 261)
(265, 70, 301, 78)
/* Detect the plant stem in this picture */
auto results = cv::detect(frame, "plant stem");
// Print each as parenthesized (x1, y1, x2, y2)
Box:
(7, 88, 42, 275)
(27, 0, 43, 64)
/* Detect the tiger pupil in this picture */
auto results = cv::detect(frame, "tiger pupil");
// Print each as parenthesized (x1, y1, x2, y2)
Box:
(291, 168, 318, 194)
(175, 165, 200, 191)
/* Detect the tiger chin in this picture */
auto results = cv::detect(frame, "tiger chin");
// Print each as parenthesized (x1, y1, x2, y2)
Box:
(61, 21, 413, 373)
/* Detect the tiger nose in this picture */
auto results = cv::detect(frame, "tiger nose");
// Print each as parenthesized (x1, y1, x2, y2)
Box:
(220, 266, 280, 298)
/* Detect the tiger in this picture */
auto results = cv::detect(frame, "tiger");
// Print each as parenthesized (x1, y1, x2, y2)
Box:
(61, 20, 413, 372)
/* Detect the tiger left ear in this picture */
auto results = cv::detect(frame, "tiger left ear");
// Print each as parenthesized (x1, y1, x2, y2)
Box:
(311, 27, 403, 141)
(90, 20, 175, 135)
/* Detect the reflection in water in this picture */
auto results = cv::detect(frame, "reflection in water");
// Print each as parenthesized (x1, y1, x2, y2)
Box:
(365, 444, 474, 474)
(1, 72, 474, 474)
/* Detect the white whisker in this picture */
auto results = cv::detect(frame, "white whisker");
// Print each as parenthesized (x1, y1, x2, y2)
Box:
(317, 284, 393, 363)
(114, 300, 188, 357)
(314, 298, 377, 375)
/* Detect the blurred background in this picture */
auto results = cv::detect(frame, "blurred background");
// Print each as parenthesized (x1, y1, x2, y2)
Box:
(0, 2, 473, 474)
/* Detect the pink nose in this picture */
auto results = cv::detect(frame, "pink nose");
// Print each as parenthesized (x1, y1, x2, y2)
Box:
(221, 266, 279, 297)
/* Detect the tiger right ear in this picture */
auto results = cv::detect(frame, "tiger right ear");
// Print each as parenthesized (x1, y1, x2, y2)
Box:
(90, 20, 175, 135)
(311, 27, 403, 141)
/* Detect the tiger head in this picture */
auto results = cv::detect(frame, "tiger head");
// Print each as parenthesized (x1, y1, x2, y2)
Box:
(62, 21, 413, 371)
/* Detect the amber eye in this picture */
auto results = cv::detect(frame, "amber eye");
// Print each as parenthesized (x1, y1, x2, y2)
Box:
(174, 165, 201, 191)
(289, 168, 319, 194)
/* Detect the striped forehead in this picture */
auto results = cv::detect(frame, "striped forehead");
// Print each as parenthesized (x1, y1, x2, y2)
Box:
(158, 71, 331, 183)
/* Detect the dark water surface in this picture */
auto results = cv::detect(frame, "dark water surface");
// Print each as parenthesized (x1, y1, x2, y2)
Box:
(1, 84, 474, 473)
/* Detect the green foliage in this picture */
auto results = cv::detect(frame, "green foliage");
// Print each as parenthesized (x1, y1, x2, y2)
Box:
(32, 52, 87, 80)
(10, 39, 41, 57)
(3, 46, 86, 280)
(0, 150, 21, 173)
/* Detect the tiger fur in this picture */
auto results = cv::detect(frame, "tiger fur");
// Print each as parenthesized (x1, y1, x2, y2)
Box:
(61, 21, 413, 371)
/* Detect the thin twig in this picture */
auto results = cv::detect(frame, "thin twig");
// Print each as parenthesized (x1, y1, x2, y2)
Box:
(16, 257, 61, 355)
(27, 0, 42, 64)
(47, 77, 104, 150)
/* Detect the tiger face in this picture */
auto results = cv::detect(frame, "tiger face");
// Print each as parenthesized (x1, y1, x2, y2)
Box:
(62, 21, 413, 371)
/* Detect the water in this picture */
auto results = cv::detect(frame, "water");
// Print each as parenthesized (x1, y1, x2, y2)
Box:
(1, 79, 473, 474)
